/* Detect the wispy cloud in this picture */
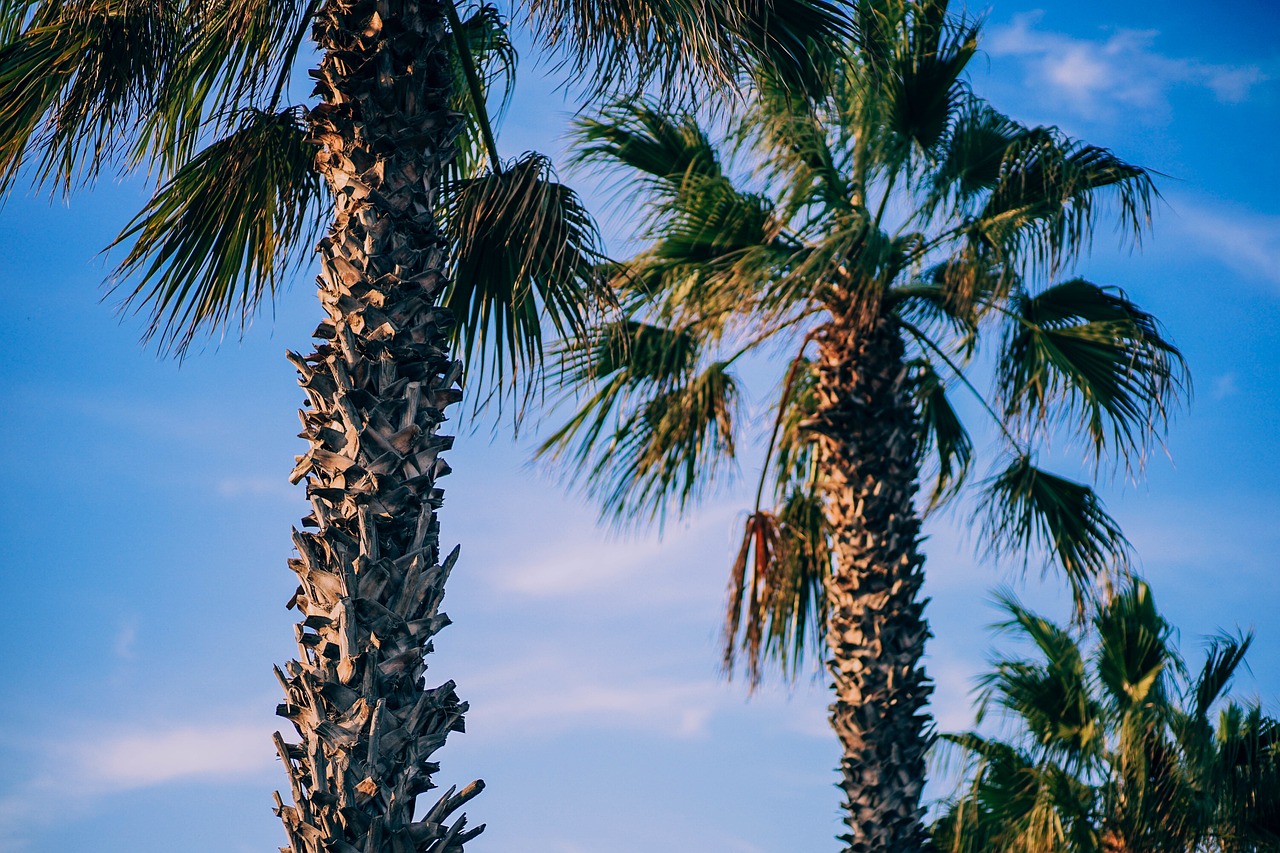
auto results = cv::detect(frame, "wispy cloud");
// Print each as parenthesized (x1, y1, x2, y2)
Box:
(987, 13, 1266, 121)
(0, 717, 276, 849)
(461, 649, 830, 742)
(1164, 196, 1280, 289)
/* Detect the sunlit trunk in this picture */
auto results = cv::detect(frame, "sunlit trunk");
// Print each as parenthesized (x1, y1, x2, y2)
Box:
(811, 307, 931, 853)
(272, 2, 483, 851)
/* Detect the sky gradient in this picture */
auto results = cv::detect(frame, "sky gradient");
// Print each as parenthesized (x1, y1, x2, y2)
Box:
(2, 1, 1279, 851)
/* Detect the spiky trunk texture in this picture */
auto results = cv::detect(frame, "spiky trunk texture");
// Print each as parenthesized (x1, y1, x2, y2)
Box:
(811, 309, 932, 853)
(271, 2, 483, 851)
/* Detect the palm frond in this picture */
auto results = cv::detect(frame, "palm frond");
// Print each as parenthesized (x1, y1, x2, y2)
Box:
(0, 0, 180, 193)
(1193, 632, 1253, 720)
(983, 593, 1101, 760)
(538, 318, 699, 465)
(0, 0, 37, 43)
(442, 152, 607, 399)
(910, 358, 972, 509)
(136, 0, 314, 176)
(981, 454, 1130, 609)
(524, 0, 853, 97)
(1092, 580, 1176, 712)
(571, 98, 723, 194)
(973, 129, 1156, 273)
(109, 107, 322, 354)
(585, 360, 740, 525)
(447, 2, 518, 181)
(999, 279, 1188, 469)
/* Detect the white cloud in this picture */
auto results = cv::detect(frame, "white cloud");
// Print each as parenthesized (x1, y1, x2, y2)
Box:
(1164, 196, 1280, 288)
(477, 503, 738, 601)
(74, 724, 274, 787)
(0, 718, 276, 849)
(988, 13, 1266, 121)
(113, 619, 138, 660)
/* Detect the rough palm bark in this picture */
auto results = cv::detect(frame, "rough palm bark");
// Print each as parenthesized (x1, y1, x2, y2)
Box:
(272, 2, 483, 851)
(810, 306, 931, 853)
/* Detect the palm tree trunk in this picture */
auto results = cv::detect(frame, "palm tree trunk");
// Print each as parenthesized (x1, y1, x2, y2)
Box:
(272, 2, 483, 851)
(811, 309, 932, 853)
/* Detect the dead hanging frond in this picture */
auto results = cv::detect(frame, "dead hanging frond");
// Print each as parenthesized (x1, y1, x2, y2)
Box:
(442, 152, 608, 408)
(723, 488, 831, 687)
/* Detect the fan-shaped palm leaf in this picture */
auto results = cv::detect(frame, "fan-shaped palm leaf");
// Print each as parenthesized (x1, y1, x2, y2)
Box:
(443, 152, 606, 396)
(0, 0, 180, 193)
(109, 107, 322, 353)
(981, 454, 1130, 607)
(586, 360, 740, 524)
(1000, 279, 1188, 467)
(525, 0, 854, 97)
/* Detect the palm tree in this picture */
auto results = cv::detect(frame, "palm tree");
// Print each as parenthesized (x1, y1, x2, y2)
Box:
(538, 0, 1187, 849)
(0, 1, 852, 851)
(932, 580, 1280, 852)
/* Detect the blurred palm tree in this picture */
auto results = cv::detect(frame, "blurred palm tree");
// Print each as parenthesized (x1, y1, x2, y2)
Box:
(0, 0, 852, 850)
(933, 581, 1280, 852)
(539, 0, 1187, 848)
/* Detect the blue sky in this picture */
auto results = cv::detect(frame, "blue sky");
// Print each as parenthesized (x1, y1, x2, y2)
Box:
(2, 2, 1278, 851)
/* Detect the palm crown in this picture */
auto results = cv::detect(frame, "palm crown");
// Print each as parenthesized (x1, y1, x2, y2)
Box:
(545, 0, 1185, 675)
(934, 581, 1280, 852)
(540, 0, 1187, 848)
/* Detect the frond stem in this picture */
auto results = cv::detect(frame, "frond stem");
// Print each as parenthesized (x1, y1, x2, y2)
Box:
(445, 0, 503, 173)
(269, 0, 323, 112)
(896, 316, 1021, 448)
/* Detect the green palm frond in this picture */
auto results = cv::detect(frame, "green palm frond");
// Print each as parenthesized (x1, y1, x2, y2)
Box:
(442, 152, 607, 397)
(974, 130, 1155, 272)
(109, 107, 322, 354)
(538, 318, 699, 464)
(0, 0, 37, 42)
(771, 356, 820, 495)
(982, 593, 1101, 760)
(1000, 279, 1188, 468)
(524, 0, 853, 97)
(572, 98, 722, 192)
(137, 0, 314, 174)
(930, 99, 1026, 202)
(1092, 580, 1175, 711)
(1192, 632, 1253, 720)
(587, 360, 740, 525)
(941, 581, 1280, 853)
(880, 2, 978, 155)
(723, 488, 830, 686)
(981, 454, 1130, 608)
(911, 359, 972, 508)
(0, 0, 180, 193)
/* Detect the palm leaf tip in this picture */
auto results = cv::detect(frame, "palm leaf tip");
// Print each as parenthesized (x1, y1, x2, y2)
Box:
(980, 454, 1130, 611)
(523, 0, 853, 97)
(0, 0, 180, 193)
(109, 107, 322, 355)
(574, 359, 738, 528)
(911, 359, 973, 509)
(443, 152, 607, 402)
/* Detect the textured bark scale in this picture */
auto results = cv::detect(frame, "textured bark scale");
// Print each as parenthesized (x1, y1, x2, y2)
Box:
(810, 311, 932, 853)
(273, 2, 482, 851)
